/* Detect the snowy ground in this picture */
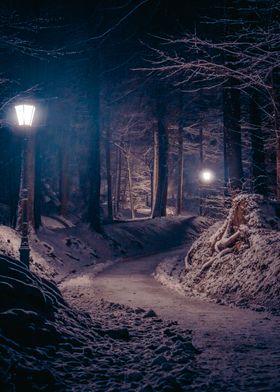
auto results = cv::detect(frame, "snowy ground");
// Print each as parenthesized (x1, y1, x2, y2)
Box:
(1, 211, 279, 391)
(0, 215, 211, 391)
(1, 254, 207, 391)
(62, 248, 280, 392)
(1, 214, 204, 283)
(34, 214, 208, 283)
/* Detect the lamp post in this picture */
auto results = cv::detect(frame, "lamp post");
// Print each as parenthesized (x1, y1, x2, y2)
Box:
(199, 169, 214, 215)
(199, 169, 214, 184)
(15, 104, 36, 268)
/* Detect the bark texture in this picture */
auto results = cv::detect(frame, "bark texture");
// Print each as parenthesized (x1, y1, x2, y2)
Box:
(104, 123, 113, 222)
(272, 68, 280, 200)
(87, 55, 101, 232)
(249, 91, 267, 195)
(152, 96, 169, 218)
(176, 94, 184, 215)
(223, 78, 243, 192)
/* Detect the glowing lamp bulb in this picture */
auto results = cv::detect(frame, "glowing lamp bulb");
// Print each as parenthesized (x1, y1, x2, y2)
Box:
(15, 104, 35, 127)
(200, 169, 214, 183)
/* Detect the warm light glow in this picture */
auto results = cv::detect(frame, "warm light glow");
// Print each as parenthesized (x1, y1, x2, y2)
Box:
(15, 104, 35, 126)
(200, 169, 214, 183)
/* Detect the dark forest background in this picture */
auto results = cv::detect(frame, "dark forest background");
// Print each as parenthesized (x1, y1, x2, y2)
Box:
(0, 0, 279, 232)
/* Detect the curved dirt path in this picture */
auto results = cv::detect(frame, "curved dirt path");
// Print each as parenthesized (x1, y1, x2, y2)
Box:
(90, 249, 280, 392)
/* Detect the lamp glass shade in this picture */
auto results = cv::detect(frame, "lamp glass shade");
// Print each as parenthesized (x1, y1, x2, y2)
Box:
(15, 104, 35, 126)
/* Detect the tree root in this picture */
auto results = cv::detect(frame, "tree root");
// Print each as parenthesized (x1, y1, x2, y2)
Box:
(198, 247, 233, 276)
(214, 229, 241, 252)
(186, 197, 250, 274)
(210, 196, 249, 256)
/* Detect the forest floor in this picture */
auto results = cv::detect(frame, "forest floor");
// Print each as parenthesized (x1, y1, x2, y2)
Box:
(61, 247, 280, 392)
(1, 213, 280, 391)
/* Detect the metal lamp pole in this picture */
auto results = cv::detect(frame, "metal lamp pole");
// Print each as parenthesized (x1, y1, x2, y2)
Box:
(15, 104, 36, 268)
(19, 134, 30, 267)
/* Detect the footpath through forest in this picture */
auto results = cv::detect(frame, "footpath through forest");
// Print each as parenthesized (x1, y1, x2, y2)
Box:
(61, 247, 280, 392)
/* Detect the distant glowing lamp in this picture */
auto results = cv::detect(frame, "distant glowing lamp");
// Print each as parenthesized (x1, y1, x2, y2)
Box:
(200, 169, 214, 183)
(15, 104, 35, 127)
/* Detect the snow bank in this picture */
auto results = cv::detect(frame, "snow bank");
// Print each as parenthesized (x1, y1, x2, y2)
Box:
(0, 255, 207, 391)
(41, 215, 75, 229)
(0, 225, 56, 280)
(157, 194, 280, 313)
(0, 215, 209, 297)
(104, 215, 210, 258)
(33, 216, 209, 285)
(154, 255, 187, 296)
(0, 254, 100, 391)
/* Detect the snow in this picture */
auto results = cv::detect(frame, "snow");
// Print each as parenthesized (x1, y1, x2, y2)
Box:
(104, 215, 209, 258)
(66, 246, 280, 392)
(0, 253, 203, 391)
(0, 225, 56, 280)
(29, 215, 208, 287)
(154, 255, 186, 295)
(0, 215, 207, 288)
(0, 215, 210, 391)
(155, 194, 280, 313)
(41, 216, 66, 230)
(41, 215, 75, 229)
(1, 208, 279, 391)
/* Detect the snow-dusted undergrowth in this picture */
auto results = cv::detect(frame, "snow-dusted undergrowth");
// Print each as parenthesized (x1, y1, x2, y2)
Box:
(156, 194, 280, 313)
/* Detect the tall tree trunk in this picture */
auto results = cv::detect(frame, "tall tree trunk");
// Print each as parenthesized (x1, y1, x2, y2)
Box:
(152, 99, 169, 218)
(223, 2, 243, 194)
(8, 134, 21, 228)
(115, 147, 122, 216)
(150, 167, 154, 211)
(276, 136, 280, 200)
(105, 124, 113, 222)
(199, 127, 203, 215)
(272, 68, 280, 200)
(87, 55, 101, 232)
(0, 130, 21, 227)
(249, 90, 267, 195)
(223, 78, 243, 192)
(27, 135, 35, 228)
(34, 133, 42, 230)
(176, 123, 184, 215)
(151, 123, 159, 217)
(126, 151, 135, 219)
(59, 140, 69, 217)
(176, 93, 184, 215)
(152, 122, 159, 216)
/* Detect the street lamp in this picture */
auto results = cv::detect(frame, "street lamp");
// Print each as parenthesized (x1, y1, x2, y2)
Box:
(199, 169, 214, 215)
(199, 169, 214, 184)
(15, 104, 36, 268)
